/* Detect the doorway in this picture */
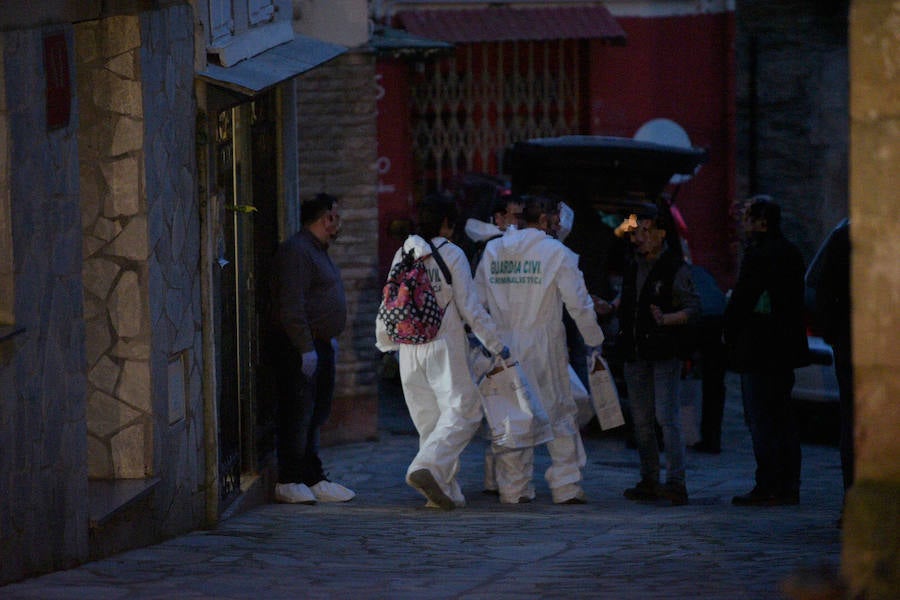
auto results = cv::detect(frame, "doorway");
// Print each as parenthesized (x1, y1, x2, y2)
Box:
(213, 90, 280, 509)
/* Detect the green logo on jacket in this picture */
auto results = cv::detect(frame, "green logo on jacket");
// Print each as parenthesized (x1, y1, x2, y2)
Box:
(488, 259, 542, 284)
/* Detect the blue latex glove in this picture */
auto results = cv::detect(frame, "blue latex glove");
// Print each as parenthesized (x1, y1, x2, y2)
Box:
(499, 346, 511, 360)
(301, 350, 318, 378)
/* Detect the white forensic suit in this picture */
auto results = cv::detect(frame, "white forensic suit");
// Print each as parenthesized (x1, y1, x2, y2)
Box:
(475, 227, 605, 503)
(376, 234, 506, 507)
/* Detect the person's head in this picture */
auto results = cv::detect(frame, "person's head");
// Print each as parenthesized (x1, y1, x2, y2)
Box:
(418, 193, 458, 240)
(743, 194, 781, 239)
(491, 195, 525, 231)
(521, 195, 560, 236)
(301, 193, 340, 246)
(623, 206, 667, 260)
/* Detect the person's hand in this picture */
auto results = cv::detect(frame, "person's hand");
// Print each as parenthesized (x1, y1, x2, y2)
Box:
(499, 346, 511, 360)
(591, 294, 614, 316)
(650, 304, 665, 325)
(615, 214, 639, 238)
(301, 350, 318, 378)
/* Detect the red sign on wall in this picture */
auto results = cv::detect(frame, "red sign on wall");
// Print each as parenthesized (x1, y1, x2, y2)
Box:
(43, 32, 71, 130)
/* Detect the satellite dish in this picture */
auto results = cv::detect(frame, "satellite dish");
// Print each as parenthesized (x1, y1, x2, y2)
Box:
(634, 118, 699, 184)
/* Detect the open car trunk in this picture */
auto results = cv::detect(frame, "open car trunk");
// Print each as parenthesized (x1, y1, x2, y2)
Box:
(506, 135, 708, 213)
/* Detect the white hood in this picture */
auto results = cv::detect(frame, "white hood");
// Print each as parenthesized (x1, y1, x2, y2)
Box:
(464, 218, 502, 243)
(402, 234, 438, 259)
(558, 202, 574, 242)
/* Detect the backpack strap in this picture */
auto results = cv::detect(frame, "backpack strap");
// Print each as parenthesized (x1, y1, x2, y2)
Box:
(427, 239, 453, 286)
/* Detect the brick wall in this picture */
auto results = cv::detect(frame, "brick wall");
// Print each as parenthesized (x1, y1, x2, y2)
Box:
(295, 50, 381, 444)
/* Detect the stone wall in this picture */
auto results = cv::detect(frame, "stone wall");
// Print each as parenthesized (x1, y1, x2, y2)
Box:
(735, 0, 849, 261)
(842, 1, 900, 597)
(0, 4, 203, 584)
(295, 50, 381, 444)
(76, 3, 203, 539)
(0, 26, 90, 582)
(77, 14, 153, 480)
(139, 5, 205, 535)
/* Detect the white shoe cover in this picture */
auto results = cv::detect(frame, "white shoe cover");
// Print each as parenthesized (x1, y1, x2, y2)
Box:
(310, 480, 356, 502)
(274, 482, 316, 504)
(407, 469, 455, 510)
(552, 483, 587, 504)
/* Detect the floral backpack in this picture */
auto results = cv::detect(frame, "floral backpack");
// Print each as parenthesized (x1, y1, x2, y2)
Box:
(378, 240, 452, 344)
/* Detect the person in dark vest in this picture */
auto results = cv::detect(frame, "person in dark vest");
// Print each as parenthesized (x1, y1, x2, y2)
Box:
(617, 207, 700, 506)
(725, 196, 809, 506)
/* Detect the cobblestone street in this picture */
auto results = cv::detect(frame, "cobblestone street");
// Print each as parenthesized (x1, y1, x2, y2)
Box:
(2, 373, 844, 599)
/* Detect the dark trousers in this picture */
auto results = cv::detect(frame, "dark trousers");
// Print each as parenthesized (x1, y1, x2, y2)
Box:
(275, 338, 335, 485)
(698, 317, 727, 449)
(740, 369, 802, 495)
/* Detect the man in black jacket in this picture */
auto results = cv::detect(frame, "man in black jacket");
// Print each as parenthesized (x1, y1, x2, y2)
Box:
(725, 196, 809, 506)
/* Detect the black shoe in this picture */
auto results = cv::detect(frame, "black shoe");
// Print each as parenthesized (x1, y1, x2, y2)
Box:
(690, 441, 722, 455)
(624, 479, 661, 501)
(659, 481, 689, 506)
(732, 487, 782, 506)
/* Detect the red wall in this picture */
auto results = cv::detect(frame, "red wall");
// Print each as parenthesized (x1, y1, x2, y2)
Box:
(590, 12, 737, 287)
(375, 59, 417, 282)
(376, 10, 737, 288)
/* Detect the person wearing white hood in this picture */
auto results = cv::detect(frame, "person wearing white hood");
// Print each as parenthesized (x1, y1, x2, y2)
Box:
(475, 195, 605, 504)
(464, 194, 525, 274)
(376, 194, 510, 510)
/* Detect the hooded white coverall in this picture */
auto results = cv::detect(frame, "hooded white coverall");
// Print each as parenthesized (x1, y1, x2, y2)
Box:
(475, 227, 605, 503)
(376, 235, 505, 507)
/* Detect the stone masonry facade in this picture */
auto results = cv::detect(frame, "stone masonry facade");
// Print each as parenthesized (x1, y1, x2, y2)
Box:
(1, 4, 204, 584)
(77, 14, 155, 480)
(0, 26, 90, 582)
(76, 5, 205, 530)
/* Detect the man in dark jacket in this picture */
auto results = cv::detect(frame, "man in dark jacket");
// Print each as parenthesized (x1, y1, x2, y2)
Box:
(725, 196, 809, 506)
(270, 193, 355, 505)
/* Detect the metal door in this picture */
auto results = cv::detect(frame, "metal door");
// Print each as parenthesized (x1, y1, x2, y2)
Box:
(214, 91, 279, 508)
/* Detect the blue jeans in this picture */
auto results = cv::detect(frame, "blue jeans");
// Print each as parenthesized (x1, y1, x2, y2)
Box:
(275, 338, 335, 485)
(624, 358, 685, 485)
(740, 369, 801, 495)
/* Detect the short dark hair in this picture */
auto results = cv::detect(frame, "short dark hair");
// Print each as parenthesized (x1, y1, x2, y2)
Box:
(301, 193, 337, 226)
(491, 194, 523, 219)
(418, 193, 458, 240)
(521, 195, 558, 225)
(746, 195, 781, 232)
